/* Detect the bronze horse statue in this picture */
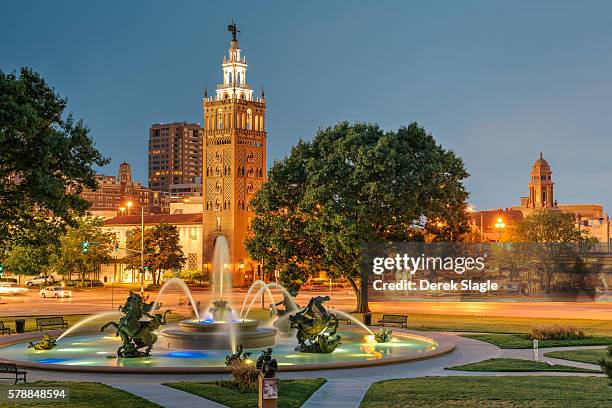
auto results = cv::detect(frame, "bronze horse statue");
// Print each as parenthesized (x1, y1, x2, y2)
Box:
(289, 295, 341, 353)
(100, 292, 171, 358)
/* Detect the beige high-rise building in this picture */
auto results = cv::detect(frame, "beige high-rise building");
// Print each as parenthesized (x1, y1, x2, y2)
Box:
(201, 26, 267, 286)
(148, 122, 203, 194)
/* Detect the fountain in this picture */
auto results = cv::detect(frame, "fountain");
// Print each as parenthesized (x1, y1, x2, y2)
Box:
(0, 235, 451, 372)
(159, 236, 277, 350)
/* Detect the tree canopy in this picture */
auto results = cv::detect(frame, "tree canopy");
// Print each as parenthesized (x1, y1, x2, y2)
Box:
(0, 67, 108, 251)
(246, 122, 470, 311)
(511, 209, 599, 293)
(125, 222, 186, 286)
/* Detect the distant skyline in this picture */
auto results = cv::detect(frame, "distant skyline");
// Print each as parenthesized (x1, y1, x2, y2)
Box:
(3, 1, 612, 210)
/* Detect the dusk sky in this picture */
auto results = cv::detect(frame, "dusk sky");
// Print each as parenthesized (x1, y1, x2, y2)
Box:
(3, 1, 612, 210)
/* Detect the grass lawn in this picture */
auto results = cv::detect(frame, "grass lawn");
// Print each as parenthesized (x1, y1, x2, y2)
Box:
(447, 358, 601, 373)
(360, 376, 612, 408)
(0, 381, 159, 407)
(544, 348, 608, 365)
(461, 333, 612, 348)
(351, 312, 612, 336)
(0, 312, 184, 333)
(164, 378, 326, 408)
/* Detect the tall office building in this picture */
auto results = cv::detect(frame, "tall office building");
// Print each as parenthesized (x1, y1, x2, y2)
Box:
(148, 122, 203, 195)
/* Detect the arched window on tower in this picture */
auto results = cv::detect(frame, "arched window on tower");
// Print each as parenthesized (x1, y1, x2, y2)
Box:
(246, 109, 252, 130)
(217, 109, 223, 129)
(228, 73, 232, 84)
(215, 198, 221, 211)
(215, 180, 221, 193)
(237, 72, 241, 84)
(247, 181, 253, 193)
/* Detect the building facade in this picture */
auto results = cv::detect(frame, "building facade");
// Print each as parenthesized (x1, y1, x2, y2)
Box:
(201, 28, 267, 286)
(100, 213, 203, 284)
(148, 122, 203, 195)
(469, 153, 611, 247)
(81, 162, 155, 218)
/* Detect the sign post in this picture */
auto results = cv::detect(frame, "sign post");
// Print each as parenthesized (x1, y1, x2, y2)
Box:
(533, 339, 539, 361)
(258, 375, 278, 408)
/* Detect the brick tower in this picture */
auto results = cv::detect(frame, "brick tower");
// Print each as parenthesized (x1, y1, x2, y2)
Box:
(202, 24, 266, 286)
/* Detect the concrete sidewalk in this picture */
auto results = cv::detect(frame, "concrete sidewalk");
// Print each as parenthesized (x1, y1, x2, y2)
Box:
(107, 382, 226, 408)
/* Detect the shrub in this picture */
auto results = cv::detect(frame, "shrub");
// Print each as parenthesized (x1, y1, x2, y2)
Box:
(528, 325, 588, 341)
(226, 360, 259, 391)
(599, 345, 612, 385)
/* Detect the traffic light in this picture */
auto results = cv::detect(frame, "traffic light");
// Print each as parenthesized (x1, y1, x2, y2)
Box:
(82, 241, 89, 253)
(0, 264, 4, 276)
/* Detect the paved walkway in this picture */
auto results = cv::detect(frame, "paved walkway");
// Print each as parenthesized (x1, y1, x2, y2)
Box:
(18, 332, 607, 408)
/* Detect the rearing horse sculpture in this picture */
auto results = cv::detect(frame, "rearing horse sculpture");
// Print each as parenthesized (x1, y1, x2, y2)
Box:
(100, 292, 171, 358)
(289, 295, 341, 353)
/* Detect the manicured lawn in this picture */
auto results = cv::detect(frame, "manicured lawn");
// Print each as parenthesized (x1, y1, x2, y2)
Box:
(0, 381, 159, 407)
(447, 358, 601, 373)
(544, 348, 608, 365)
(0, 312, 184, 333)
(351, 312, 612, 336)
(461, 333, 612, 348)
(164, 378, 326, 408)
(0, 314, 89, 333)
(360, 376, 612, 408)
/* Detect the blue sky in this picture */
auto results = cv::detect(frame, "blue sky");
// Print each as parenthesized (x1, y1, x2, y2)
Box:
(3, 1, 612, 210)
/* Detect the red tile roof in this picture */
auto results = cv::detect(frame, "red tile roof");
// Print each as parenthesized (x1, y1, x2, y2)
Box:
(104, 213, 202, 226)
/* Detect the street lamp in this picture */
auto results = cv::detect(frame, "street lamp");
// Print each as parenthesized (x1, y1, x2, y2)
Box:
(126, 200, 145, 296)
(494, 217, 506, 242)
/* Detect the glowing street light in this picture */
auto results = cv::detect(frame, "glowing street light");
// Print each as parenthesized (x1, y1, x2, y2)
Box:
(494, 217, 506, 242)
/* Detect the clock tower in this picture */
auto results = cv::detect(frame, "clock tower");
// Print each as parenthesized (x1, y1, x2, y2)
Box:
(202, 24, 266, 286)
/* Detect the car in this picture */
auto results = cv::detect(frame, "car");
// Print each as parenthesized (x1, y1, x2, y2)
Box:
(39, 286, 72, 298)
(25, 275, 55, 287)
(0, 283, 28, 295)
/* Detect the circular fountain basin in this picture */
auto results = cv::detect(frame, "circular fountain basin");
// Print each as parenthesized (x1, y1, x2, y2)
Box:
(0, 328, 452, 373)
(160, 319, 277, 349)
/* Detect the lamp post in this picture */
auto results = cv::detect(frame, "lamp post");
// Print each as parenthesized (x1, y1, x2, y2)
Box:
(494, 217, 506, 242)
(126, 201, 145, 296)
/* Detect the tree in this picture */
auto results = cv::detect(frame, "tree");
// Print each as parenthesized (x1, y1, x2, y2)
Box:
(246, 122, 470, 312)
(125, 223, 186, 286)
(0, 67, 109, 252)
(512, 209, 598, 293)
(4, 242, 56, 276)
(51, 217, 115, 283)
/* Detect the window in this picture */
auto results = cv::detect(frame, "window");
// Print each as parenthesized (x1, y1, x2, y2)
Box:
(216, 216, 221, 229)
(246, 109, 252, 130)
(237, 72, 241, 83)
(247, 152, 254, 162)
(228, 73, 232, 84)
(215, 151, 221, 161)
(217, 109, 223, 129)
(215, 181, 221, 192)
(215, 199, 221, 211)
(247, 181, 253, 192)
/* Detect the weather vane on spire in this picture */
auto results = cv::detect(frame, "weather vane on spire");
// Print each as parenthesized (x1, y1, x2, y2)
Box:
(228, 21, 240, 41)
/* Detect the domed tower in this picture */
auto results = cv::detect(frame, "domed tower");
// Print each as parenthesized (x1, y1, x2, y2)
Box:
(201, 23, 267, 286)
(526, 152, 555, 208)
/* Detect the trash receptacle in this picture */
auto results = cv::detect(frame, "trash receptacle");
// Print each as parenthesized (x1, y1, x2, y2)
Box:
(15, 319, 25, 333)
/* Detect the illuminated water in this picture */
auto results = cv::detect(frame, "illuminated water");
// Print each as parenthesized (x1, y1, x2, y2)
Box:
(0, 329, 437, 369)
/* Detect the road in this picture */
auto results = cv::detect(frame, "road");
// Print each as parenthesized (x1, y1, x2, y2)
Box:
(1, 285, 612, 320)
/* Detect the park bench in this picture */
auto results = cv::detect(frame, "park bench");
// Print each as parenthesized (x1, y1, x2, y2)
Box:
(337, 317, 352, 325)
(0, 363, 26, 384)
(35, 317, 68, 331)
(0, 321, 11, 335)
(377, 314, 408, 329)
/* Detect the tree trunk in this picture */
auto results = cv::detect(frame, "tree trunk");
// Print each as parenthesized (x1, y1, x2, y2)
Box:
(347, 276, 370, 313)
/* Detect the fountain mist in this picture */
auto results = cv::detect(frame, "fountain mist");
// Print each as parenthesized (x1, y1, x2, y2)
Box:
(152, 277, 200, 321)
(57, 311, 123, 342)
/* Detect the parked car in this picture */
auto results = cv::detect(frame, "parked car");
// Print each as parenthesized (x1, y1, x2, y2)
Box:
(25, 275, 55, 286)
(39, 286, 72, 298)
(0, 283, 28, 295)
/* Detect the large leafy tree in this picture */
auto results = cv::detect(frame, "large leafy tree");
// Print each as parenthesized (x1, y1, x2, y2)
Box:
(0, 67, 108, 252)
(3, 242, 57, 277)
(51, 217, 116, 283)
(125, 223, 186, 286)
(246, 122, 470, 312)
(512, 209, 598, 293)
